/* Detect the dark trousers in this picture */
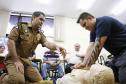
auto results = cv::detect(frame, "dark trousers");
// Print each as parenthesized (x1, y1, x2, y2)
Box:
(108, 50, 126, 84)
(65, 63, 74, 74)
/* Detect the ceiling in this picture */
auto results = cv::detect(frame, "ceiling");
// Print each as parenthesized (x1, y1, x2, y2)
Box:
(0, 0, 126, 23)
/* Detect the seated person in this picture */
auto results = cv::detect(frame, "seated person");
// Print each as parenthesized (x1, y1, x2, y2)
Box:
(0, 42, 8, 57)
(0, 45, 5, 54)
(29, 52, 38, 69)
(42, 49, 64, 80)
(0, 43, 6, 62)
(65, 43, 84, 74)
(0, 43, 6, 76)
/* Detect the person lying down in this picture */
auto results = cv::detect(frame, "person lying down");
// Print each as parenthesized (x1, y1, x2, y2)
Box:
(56, 64, 115, 84)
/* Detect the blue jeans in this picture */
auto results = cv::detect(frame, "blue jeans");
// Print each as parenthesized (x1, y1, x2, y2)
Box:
(42, 63, 64, 79)
(110, 50, 126, 84)
(32, 62, 38, 69)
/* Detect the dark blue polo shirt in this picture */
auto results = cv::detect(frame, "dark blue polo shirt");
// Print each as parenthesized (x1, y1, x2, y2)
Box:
(90, 16, 126, 56)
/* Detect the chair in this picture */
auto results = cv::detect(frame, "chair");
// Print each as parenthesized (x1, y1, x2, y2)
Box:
(44, 54, 61, 79)
(32, 59, 42, 73)
(47, 66, 59, 79)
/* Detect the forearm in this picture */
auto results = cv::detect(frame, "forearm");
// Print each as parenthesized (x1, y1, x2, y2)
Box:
(83, 38, 102, 64)
(85, 42, 94, 55)
(8, 39, 19, 61)
(44, 41, 57, 50)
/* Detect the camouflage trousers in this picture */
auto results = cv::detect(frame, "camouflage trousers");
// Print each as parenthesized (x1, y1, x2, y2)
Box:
(1, 57, 53, 84)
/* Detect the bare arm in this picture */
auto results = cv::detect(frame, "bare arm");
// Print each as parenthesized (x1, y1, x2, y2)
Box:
(85, 42, 95, 56)
(40, 33, 66, 57)
(74, 36, 107, 69)
(75, 42, 94, 58)
(44, 41, 66, 58)
(83, 36, 107, 66)
(44, 41, 57, 50)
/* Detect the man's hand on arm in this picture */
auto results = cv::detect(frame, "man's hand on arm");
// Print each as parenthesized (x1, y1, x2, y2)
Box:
(14, 61, 24, 74)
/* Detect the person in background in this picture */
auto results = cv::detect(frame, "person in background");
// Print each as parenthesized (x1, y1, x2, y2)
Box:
(0, 42, 8, 57)
(74, 12, 126, 83)
(65, 43, 83, 74)
(42, 49, 64, 80)
(0, 44, 5, 54)
(1, 11, 66, 84)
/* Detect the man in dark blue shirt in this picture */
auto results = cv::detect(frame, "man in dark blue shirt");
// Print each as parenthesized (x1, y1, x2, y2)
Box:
(42, 49, 63, 80)
(74, 12, 126, 84)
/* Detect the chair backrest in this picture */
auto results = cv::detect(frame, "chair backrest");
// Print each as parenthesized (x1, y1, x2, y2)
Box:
(43, 51, 60, 63)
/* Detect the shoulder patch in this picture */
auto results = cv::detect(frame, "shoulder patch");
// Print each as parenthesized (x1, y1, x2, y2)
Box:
(17, 22, 29, 33)
(39, 31, 46, 38)
(36, 33, 41, 41)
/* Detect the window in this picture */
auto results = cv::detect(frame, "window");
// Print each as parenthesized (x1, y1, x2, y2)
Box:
(7, 13, 54, 37)
(42, 18, 54, 37)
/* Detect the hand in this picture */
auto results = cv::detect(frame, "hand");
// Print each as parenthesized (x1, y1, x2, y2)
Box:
(57, 47, 66, 58)
(73, 63, 86, 69)
(14, 61, 24, 74)
(83, 55, 95, 67)
(73, 55, 93, 69)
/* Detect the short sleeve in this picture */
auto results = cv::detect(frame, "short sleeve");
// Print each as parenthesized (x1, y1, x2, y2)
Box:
(96, 20, 111, 38)
(39, 32, 47, 47)
(8, 27, 19, 41)
(90, 31, 96, 42)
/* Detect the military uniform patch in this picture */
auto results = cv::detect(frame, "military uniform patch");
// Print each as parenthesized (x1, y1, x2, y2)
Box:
(36, 34, 41, 41)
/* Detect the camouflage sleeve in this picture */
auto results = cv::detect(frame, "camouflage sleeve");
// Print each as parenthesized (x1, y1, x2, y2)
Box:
(39, 32, 47, 47)
(8, 27, 19, 41)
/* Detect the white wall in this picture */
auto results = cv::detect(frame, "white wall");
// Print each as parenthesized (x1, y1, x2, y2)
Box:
(0, 10, 10, 37)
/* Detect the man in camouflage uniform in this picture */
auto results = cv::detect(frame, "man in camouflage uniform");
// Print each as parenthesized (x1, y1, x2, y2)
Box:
(0, 11, 66, 84)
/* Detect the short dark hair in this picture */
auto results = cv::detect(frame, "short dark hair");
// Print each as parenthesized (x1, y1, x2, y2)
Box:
(77, 12, 94, 23)
(32, 11, 45, 17)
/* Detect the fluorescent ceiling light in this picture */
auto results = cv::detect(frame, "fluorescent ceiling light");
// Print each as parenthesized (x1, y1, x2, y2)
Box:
(77, 0, 96, 10)
(111, 0, 126, 15)
(36, 0, 51, 4)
